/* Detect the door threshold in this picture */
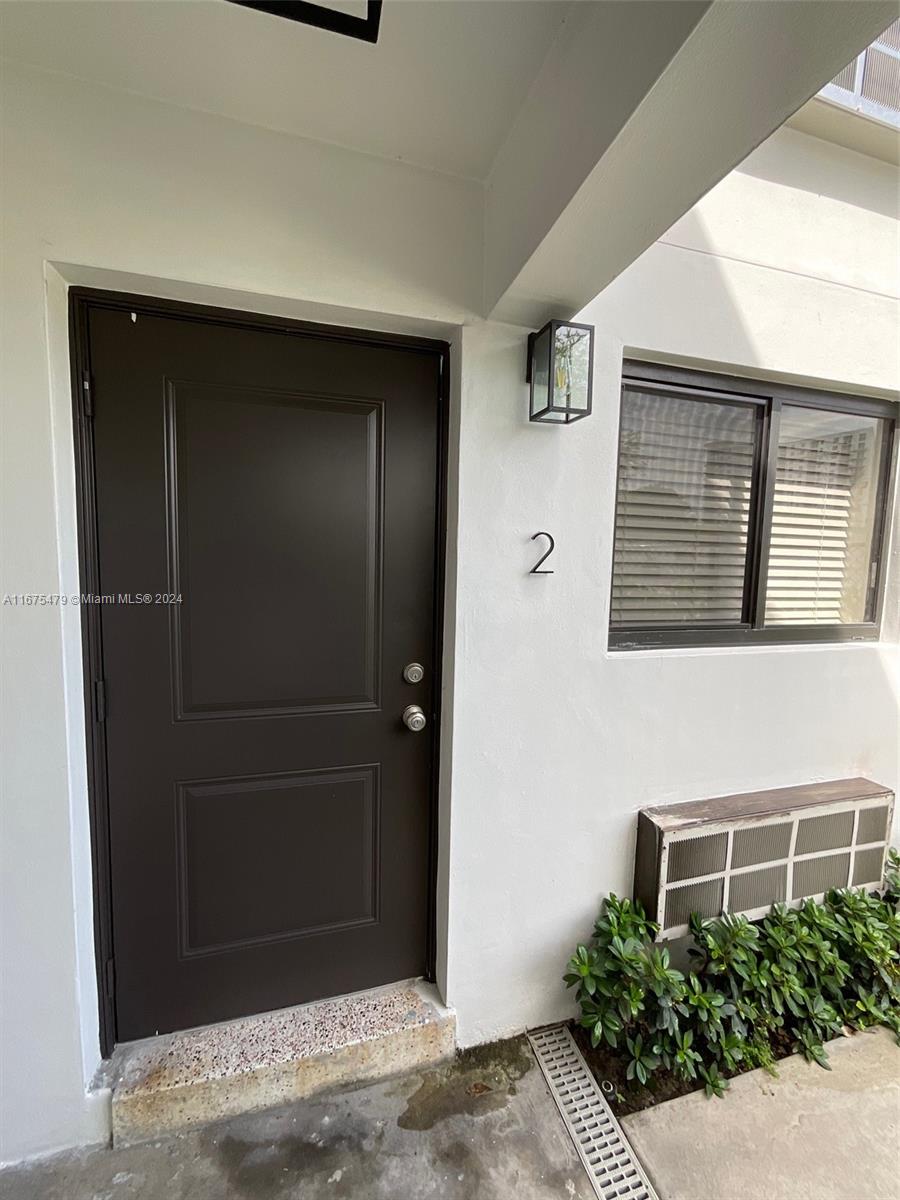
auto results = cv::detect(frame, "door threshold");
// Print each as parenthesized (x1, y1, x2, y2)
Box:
(102, 979, 456, 1146)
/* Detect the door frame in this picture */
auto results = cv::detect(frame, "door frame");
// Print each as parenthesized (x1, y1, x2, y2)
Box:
(69, 287, 451, 1057)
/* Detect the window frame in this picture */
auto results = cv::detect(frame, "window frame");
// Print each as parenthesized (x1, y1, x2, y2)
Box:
(609, 361, 898, 651)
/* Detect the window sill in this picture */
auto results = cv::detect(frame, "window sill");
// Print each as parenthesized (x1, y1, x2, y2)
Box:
(606, 631, 884, 660)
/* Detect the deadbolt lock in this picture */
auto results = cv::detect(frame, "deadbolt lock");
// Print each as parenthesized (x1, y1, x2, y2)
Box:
(403, 662, 425, 685)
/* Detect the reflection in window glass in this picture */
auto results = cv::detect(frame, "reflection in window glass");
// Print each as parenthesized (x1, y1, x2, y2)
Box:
(611, 390, 757, 626)
(764, 407, 886, 625)
(552, 325, 590, 412)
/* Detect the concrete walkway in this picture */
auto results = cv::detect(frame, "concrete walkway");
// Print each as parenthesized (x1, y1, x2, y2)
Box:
(5, 1027, 898, 1199)
(623, 1027, 900, 1200)
(0, 1038, 594, 1200)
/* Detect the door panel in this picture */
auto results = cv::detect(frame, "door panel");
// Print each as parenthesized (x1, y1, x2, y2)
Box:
(83, 301, 442, 1042)
(168, 381, 382, 717)
(177, 765, 379, 955)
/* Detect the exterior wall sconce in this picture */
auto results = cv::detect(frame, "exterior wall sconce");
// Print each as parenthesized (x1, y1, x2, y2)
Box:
(526, 320, 594, 424)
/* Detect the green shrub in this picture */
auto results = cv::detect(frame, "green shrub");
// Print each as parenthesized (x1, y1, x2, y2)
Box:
(565, 861, 900, 1099)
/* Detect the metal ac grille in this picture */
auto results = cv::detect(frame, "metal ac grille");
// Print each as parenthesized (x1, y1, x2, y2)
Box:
(729, 863, 786, 912)
(528, 1025, 658, 1200)
(795, 812, 853, 855)
(655, 796, 892, 938)
(731, 822, 792, 869)
(664, 876, 723, 930)
(793, 853, 850, 898)
(668, 833, 727, 881)
(853, 846, 885, 885)
(857, 805, 889, 845)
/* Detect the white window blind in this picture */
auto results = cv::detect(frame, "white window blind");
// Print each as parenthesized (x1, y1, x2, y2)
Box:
(764, 407, 886, 625)
(611, 389, 757, 626)
(825, 18, 900, 123)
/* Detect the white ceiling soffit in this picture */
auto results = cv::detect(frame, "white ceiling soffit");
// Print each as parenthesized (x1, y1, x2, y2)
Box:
(3, 0, 895, 324)
(0, 0, 570, 180)
(486, 0, 900, 325)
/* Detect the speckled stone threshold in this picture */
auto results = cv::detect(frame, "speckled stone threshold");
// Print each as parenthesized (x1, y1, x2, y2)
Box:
(105, 979, 455, 1146)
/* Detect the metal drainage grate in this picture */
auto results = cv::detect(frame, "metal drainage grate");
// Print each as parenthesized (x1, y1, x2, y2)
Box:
(528, 1025, 658, 1200)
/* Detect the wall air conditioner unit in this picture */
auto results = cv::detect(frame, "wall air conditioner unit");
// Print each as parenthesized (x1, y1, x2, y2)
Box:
(634, 777, 894, 940)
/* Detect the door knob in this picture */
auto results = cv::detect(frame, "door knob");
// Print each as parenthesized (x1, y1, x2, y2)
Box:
(402, 704, 427, 733)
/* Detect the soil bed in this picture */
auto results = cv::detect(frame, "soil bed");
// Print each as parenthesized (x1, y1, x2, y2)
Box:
(571, 1021, 794, 1116)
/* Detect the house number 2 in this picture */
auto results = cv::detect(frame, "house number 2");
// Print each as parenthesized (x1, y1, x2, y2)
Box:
(529, 531, 555, 575)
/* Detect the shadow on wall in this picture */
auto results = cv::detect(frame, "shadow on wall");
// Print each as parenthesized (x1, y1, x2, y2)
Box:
(575, 186, 900, 875)
(734, 125, 900, 220)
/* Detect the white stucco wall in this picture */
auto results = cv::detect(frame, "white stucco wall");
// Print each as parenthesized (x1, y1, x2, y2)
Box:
(0, 62, 480, 1165)
(445, 126, 900, 1046)
(1, 61, 897, 1162)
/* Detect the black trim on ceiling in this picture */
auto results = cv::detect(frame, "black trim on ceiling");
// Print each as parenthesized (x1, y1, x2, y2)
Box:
(229, 0, 383, 43)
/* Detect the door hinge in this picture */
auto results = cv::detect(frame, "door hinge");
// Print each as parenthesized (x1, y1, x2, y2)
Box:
(94, 678, 107, 723)
(104, 957, 116, 1000)
(82, 369, 93, 417)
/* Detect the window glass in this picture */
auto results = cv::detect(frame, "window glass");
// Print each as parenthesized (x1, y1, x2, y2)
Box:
(611, 389, 757, 626)
(764, 407, 887, 625)
(610, 367, 896, 647)
(552, 325, 591, 413)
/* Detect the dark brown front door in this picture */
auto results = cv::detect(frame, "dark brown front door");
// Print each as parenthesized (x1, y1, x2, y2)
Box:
(81, 297, 443, 1042)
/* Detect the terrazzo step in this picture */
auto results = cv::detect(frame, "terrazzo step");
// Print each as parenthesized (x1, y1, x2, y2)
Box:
(107, 979, 455, 1146)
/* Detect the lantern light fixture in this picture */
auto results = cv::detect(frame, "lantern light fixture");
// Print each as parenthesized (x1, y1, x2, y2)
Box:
(526, 319, 594, 424)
